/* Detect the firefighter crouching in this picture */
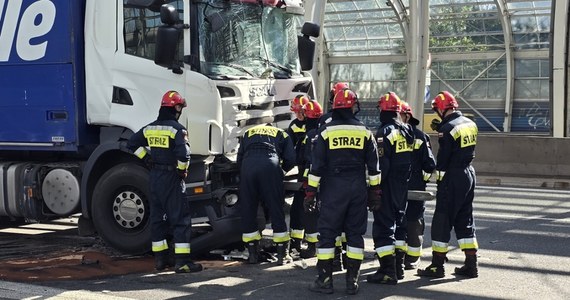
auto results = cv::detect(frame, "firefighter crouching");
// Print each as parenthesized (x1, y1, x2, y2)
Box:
(237, 123, 296, 265)
(367, 92, 414, 284)
(286, 95, 310, 254)
(399, 101, 436, 270)
(306, 89, 381, 295)
(127, 90, 202, 273)
(417, 91, 479, 278)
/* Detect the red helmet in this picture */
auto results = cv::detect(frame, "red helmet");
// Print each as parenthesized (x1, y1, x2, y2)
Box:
(400, 101, 413, 116)
(291, 95, 310, 113)
(432, 91, 458, 111)
(378, 92, 402, 112)
(332, 89, 358, 109)
(329, 82, 349, 104)
(161, 90, 187, 108)
(302, 100, 323, 119)
(331, 82, 349, 95)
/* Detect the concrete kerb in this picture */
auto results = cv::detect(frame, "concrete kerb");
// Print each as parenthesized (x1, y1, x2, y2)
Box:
(476, 174, 570, 189)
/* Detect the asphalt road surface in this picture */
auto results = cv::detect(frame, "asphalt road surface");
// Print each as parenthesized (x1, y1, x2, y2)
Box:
(1, 182, 570, 299)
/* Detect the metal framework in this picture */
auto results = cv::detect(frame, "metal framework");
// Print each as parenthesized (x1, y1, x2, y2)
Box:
(316, 0, 563, 135)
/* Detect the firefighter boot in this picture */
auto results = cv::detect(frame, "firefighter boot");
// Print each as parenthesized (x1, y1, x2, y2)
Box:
(454, 253, 478, 278)
(246, 240, 260, 264)
(417, 252, 446, 278)
(366, 255, 398, 285)
(276, 242, 293, 265)
(404, 255, 421, 270)
(154, 250, 174, 271)
(345, 258, 361, 295)
(395, 249, 406, 280)
(300, 242, 316, 259)
(332, 245, 343, 272)
(174, 254, 203, 273)
(309, 259, 334, 294)
(290, 238, 302, 255)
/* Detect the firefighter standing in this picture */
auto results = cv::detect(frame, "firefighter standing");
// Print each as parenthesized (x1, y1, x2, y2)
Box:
(306, 89, 381, 295)
(367, 92, 414, 285)
(287, 95, 310, 254)
(127, 90, 202, 273)
(298, 100, 324, 258)
(417, 91, 479, 278)
(317, 82, 350, 271)
(399, 101, 436, 270)
(238, 123, 296, 265)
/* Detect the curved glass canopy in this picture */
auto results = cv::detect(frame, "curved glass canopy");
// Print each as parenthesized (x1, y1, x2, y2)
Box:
(323, 0, 553, 133)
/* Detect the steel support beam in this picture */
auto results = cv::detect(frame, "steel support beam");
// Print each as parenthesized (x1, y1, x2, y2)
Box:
(550, 0, 569, 137)
(494, 0, 515, 132)
(304, 0, 328, 105)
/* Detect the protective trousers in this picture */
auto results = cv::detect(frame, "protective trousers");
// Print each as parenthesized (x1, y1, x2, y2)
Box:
(431, 166, 477, 252)
(290, 173, 306, 240)
(149, 169, 191, 246)
(372, 165, 410, 257)
(317, 173, 367, 261)
(239, 151, 288, 240)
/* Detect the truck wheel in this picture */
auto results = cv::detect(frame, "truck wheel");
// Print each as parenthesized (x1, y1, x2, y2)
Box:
(91, 163, 151, 254)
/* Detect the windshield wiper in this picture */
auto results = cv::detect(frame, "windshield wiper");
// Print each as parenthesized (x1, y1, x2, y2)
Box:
(255, 57, 293, 77)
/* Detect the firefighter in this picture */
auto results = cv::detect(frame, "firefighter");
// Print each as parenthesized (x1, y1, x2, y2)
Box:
(287, 94, 310, 254)
(399, 101, 436, 270)
(417, 91, 479, 278)
(237, 123, 296, 265)
(127, 90, 202, 273)
(306, 89, 381, 295)
(297, 99, 324, 258)
(367, 92, 414, 285)
(318, 82, 350, 271)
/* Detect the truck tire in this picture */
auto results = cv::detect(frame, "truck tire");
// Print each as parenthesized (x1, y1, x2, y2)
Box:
(91, 163, 151, 254)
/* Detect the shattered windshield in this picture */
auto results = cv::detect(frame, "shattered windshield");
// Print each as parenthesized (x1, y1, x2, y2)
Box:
(197, 1, 301, 79)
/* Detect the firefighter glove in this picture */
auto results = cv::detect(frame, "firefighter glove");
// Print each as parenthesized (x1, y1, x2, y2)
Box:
(367, 186, 382, 211)
(304, 189, 317, 213)
(430, 118, 441, 131)
(301, 180, 308, 191)
(177, 169, 188, 179)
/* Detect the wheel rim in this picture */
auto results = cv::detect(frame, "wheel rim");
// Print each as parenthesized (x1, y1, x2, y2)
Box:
(112, 188, 146, 229)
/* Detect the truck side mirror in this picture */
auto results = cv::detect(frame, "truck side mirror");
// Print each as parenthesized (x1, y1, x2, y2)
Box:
(155, 4, 183, 74)
(298, 22, 320, 71)
(124, 0, 165, 12)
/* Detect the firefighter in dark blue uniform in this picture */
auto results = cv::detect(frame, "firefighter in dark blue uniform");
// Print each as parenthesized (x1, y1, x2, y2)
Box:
(367, 92, 414, 285)
(399, 101, 436, 270)
(306, 89, 381, 295)
(286, 94, 310, 254)
(127, 90, 202, 273)
(297, 99, 324, 258)
(418, 91, 479, 278)
(238, 123, 295, 265)
(317, 82, 350, 271)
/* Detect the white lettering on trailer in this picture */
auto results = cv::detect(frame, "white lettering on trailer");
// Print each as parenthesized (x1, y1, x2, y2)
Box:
(0, 0, 56, 62)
